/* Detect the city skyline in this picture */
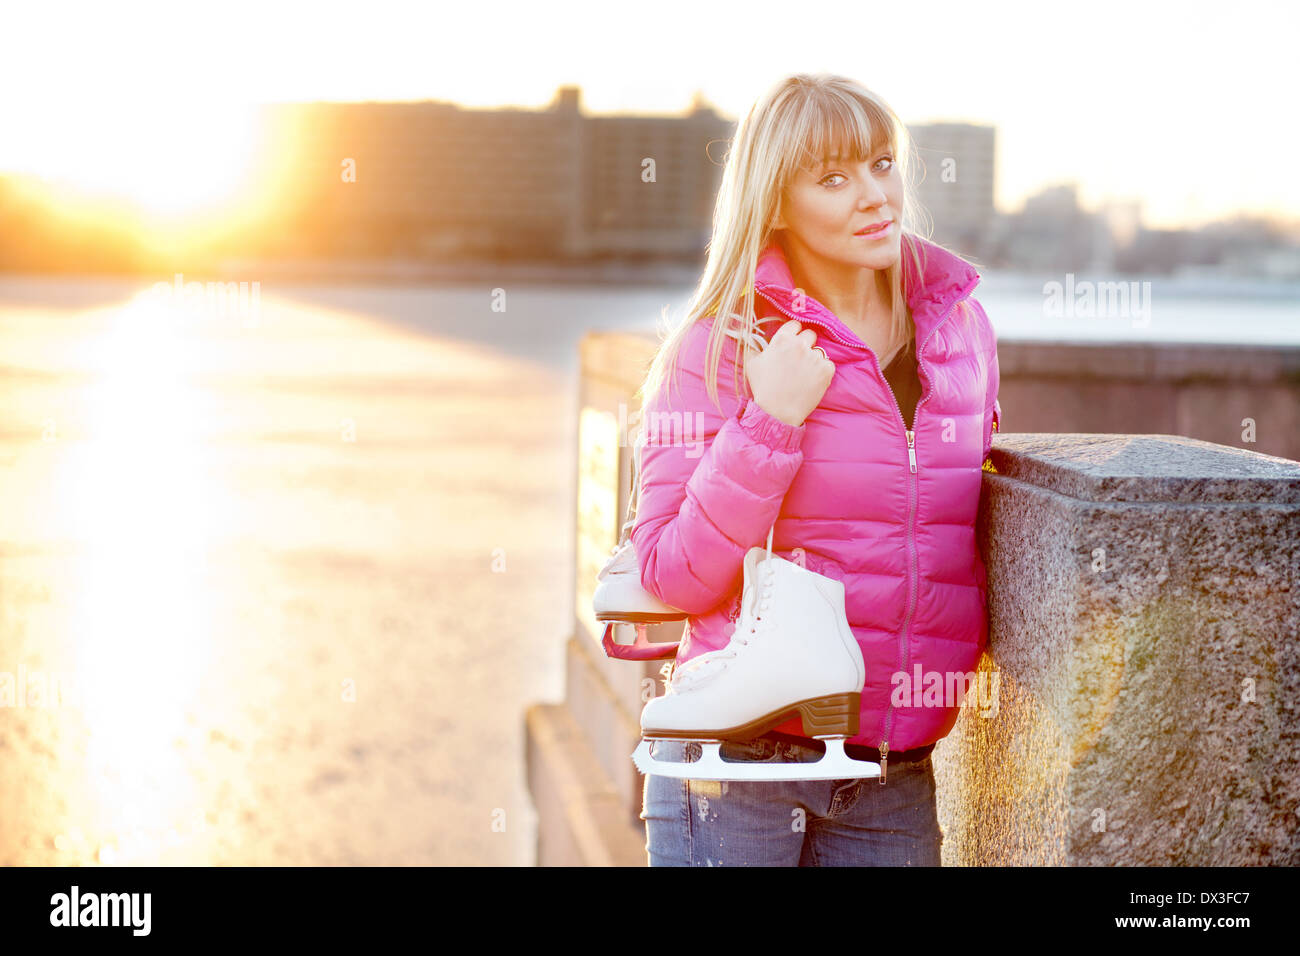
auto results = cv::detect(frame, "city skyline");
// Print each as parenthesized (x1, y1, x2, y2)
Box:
(2, 0, 1296, 231)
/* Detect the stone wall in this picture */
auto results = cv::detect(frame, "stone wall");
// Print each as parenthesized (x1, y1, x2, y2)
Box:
(939, 433, 1299, 864)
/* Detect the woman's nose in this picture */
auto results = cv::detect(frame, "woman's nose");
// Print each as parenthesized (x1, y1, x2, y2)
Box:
(857, 178, 887, 207)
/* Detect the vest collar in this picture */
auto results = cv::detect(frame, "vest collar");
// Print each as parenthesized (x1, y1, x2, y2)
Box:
(752, 232, 980, 351)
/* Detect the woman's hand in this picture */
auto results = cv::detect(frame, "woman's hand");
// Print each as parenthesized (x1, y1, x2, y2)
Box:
(744, 319, 834, 427)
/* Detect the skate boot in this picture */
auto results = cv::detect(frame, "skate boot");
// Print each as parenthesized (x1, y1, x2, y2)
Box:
(592, 534, 685, 660)
(631, 529, 880, 781)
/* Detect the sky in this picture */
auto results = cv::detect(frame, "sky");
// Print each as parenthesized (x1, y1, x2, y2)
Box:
(1, 0, 1296, 229)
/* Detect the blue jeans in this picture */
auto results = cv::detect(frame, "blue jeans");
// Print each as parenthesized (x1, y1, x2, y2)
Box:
(641, 736, 943, 866)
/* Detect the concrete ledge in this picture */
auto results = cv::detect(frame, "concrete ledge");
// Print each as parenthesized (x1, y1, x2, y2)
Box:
(564, 633, 663, 823)
(524, 701, 646, 867)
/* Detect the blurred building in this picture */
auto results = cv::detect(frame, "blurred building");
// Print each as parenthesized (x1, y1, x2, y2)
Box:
(263, 100, 1005, 267)
(990, 183, 1114, 272)
(581, 91, 730, 259)
(265, 86, 733, 263)
(908, 123, 996, 256)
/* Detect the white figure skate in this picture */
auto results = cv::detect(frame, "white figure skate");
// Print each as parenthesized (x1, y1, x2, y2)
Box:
(631, 527, 881, 781)
(592, 533, 686, 659)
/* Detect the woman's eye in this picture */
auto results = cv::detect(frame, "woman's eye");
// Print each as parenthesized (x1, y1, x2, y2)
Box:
(820, 157, 893, 186)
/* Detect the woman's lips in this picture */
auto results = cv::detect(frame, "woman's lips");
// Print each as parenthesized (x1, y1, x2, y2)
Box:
(854, 220, 893, 239)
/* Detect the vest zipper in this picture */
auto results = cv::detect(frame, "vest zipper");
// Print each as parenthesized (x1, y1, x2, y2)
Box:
(753, 284, 865, 352)
(876, 284, 978, 781)
(867, 314, 914, 784)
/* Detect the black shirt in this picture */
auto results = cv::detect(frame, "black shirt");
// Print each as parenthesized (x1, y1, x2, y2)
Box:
(881, 335, 920, 430)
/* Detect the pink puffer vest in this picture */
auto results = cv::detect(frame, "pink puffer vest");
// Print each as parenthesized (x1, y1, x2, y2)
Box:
(631, 232, 1001, 756)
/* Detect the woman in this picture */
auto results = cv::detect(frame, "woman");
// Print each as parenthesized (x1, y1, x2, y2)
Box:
(629, 73, 1001, 866)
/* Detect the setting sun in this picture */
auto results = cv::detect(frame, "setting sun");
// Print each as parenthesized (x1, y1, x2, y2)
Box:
(7, 99, 264, 221)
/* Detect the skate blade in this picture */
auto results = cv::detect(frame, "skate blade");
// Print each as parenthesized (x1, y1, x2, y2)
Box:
(632, 738, 881, 782)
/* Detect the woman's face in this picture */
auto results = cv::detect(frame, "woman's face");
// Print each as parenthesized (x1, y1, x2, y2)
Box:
(772, 141, 904, 273)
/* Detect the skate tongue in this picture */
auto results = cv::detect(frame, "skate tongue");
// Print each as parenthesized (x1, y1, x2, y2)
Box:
(743, 545, 772, 619)
(673, 546, 771, 693)
(742, 546, 762, 617)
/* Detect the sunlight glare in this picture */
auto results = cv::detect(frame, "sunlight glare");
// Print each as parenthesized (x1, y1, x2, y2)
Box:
(60, 290, 220, 862)
(17, 99, 262, 221)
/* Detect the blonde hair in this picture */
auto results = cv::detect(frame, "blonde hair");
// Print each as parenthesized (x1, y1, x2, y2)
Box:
(635, 73, 947, 419)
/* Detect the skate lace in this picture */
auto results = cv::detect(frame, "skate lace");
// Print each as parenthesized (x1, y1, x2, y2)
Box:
(669, 551, 778, 693)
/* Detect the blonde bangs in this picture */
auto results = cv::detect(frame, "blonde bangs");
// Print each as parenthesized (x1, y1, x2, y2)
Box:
(779, 88, 897, 190)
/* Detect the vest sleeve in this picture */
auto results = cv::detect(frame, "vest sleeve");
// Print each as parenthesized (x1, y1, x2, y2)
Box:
(630, 319, 805, 615)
